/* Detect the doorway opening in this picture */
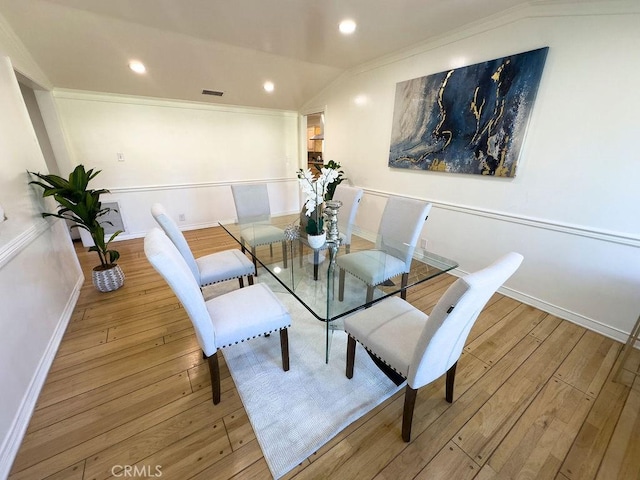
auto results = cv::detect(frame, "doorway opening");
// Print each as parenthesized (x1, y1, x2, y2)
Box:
(305, 112, 324, 172)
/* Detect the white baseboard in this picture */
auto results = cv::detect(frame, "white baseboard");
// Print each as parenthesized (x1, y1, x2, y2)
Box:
(499, 284, 628, 344)
(447, 266, 628, 344)
(0, 273, 83, 480)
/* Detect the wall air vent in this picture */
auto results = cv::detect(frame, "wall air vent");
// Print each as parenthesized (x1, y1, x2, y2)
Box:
(202, 89, 224, 96)
(101, 202, 126, 235)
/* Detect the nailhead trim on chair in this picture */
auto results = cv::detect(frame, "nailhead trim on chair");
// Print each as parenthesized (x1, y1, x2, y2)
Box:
(200, 275, 254, 287)
(247, 241, 284, 247)
(346, 271, 400, 284)
(349, 335, 408, 379)
(240, 235, 286, 248)
(219, 325, 291, 349)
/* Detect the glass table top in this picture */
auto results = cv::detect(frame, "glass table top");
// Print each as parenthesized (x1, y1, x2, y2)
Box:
(220, 213, 458, 361)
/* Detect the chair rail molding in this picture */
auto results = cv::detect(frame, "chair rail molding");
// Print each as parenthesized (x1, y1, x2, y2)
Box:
(0, 218, 52, 270)
(363, 188, 639, 248)
(106, 177, 297, 195)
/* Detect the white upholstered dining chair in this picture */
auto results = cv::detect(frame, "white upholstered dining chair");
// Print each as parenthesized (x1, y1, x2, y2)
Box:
(344, 252, 523, 441)
(337, 195, 431, 303)
(151, 203, 255, 288)
(231, 184, 287, 274)
(144, 227, 291, 404)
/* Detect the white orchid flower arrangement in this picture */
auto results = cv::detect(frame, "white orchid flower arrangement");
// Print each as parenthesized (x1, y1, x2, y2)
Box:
(297, 166, 340, 235)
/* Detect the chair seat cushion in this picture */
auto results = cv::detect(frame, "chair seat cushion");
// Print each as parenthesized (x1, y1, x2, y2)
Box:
(344, 296, 428, 378)
(206, 283, 291, 348)
(336, 250, 407, 286)
(196, 249, 255, 286)
(240, 224, 285, 247)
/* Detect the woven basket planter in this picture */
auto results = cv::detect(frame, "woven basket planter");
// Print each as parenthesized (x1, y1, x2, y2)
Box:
(92, 264, 125, 292)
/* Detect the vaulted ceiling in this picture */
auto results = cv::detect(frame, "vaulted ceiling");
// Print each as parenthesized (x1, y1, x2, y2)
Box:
(1, 0, 545, 110)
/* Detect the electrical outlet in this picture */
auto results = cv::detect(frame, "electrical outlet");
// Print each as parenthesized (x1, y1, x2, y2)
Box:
(178, 213, 186, 221)
(420, 238, 428, 249)
(116, 152, 125, 162)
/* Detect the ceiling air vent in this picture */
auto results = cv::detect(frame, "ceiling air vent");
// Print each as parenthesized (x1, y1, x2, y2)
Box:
(202, 89, 224, 96)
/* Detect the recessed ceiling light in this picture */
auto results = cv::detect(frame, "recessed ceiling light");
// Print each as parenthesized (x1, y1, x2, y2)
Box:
(354, 94, 368, 106)
(339, 19, 356, 35)
(263, 81, 275, 93)
(129, 61, 146, 74)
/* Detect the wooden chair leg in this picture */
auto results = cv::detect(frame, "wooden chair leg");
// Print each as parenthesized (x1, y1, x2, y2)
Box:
(280, 328, 290, 371)
(238, 277, 244, 288)
(299, 239, 304, 268)
(248, 275, 254, 285)
(313, 250, 319, 280)
(366, 286, 374, 303)
(251, 246, 258, 276)
(207, 352, 221, 405)
(338, 268, 346, 301)
(446, 361, 457, 403)
(400, 272, 409, 300)
(346, 335, 356, 378)
(281, 241, 288, 268)
(402, 385, 418, 442)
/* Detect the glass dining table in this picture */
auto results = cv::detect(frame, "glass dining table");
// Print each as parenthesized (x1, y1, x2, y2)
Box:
(219, 213, 458, 362)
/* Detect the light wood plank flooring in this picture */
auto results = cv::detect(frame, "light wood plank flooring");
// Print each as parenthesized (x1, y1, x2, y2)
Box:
(8, 226, 640, 479)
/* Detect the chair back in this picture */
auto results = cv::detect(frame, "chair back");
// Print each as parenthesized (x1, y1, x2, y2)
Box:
(144, 228, 217, 355)
(332, 184, 363, 245)
(231, 184, 271, 222)
(408, 252, 523, 388)
(151, 203, 201, 284)
(378, 196, 432, 270)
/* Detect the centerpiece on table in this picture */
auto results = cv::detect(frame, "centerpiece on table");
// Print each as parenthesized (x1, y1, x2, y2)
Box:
(297, 163, 342, 248)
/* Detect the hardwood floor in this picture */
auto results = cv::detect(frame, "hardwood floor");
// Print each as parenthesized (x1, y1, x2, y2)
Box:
(8, 226, 640, 479)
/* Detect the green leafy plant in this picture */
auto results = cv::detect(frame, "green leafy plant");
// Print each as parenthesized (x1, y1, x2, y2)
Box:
(305, 214, 324, 237)
(29, 165, 122, 269)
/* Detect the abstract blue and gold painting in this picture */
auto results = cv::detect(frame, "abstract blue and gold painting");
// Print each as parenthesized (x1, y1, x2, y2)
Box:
(389, 47, 548, 177)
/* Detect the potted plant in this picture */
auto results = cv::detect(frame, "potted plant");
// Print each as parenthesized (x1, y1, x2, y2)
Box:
(29, 165, 125, 292)
(297, 164, 341, 248)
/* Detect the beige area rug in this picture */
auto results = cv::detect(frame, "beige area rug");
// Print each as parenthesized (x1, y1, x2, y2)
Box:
(204, 278, 403, 479)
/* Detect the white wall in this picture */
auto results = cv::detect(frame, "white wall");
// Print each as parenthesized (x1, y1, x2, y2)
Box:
(1, 2, 638, 473)
(304, 3, 640, 341)
(0, 25, 83, 479)
(51, 91, 302, 239)
(0, 15, 303, 472)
